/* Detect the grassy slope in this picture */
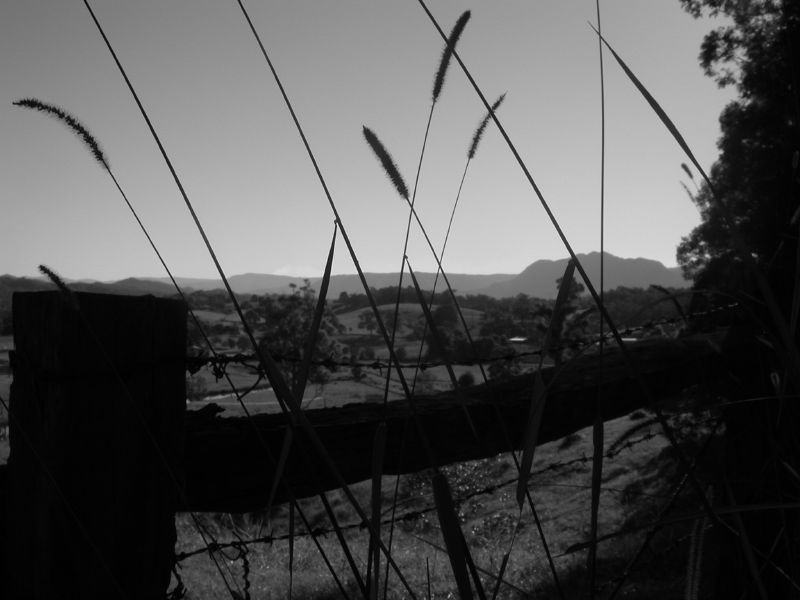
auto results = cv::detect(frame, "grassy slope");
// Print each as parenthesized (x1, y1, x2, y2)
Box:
(173, 410, 716, 598)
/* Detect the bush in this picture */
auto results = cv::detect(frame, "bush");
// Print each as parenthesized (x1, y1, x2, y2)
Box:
(457, 371, 475, 388)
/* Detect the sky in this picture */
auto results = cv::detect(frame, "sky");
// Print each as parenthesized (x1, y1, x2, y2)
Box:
(0, 1, 736, 282)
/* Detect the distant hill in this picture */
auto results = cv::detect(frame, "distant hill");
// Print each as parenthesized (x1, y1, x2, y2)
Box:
(478, 252, 689, 299)
(142, 274, 302, 295)
(143, 272, 517, 297)
(1, 253, 689, 314)
(0, 275, 178, 321)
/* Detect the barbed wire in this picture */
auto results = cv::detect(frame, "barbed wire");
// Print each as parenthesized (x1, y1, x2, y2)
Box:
(186, 302, 741, 380)
(174, 428, 671, 563)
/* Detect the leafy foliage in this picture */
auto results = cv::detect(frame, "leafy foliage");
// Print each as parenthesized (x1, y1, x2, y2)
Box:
(676, 0, 800, 308)
(254, 280, 345, 391)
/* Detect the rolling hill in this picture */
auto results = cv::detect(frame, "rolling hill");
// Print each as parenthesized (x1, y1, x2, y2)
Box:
(478, 252, 689, 298)
(1, 253, 689, 312)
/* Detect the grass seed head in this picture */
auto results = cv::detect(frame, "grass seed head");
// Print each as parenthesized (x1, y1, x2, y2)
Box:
(432, 10, 471, 103)
(39, 264, 79, 310)
(362, 126, 409, 200)
(468, 92, 506, 159)
(13, 98, 108, 170)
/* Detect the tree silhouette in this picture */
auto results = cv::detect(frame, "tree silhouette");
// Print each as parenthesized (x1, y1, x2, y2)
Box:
(677, 2, 800, 595)
(677, 0, 800, 311)
(257, 280, 343, 392)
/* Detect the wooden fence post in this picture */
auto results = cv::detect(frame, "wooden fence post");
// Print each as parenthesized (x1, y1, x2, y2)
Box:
(6, 291, 186, 599)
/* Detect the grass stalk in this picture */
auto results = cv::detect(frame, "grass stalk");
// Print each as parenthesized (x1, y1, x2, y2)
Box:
(409, 92, 506, 393)
(379, 10, 469, 403)
(417, 0, 721, 531)
(607, 419, 722, 600)
(365, 13, 472, 580)
(588, 1, 607, 593)
(593, 25, 800, 387)
(86, 3, 420, 594)
(405, 258, 478, 440)
(368, 422, 387, 600)
(432, 471, 477, 600)
(292, 226, 337, 400)
(516, 260, 575, 508)
(12, 96, 342, 598)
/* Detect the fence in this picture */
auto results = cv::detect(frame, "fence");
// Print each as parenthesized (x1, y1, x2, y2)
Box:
(0, 290, 757, 598)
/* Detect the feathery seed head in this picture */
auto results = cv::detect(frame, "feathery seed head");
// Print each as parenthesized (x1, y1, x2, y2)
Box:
(39, 264, 79, 310)
(468, 92, 506, 159)
(363, 126, 409, 200)
(432, 10, 471, 103)
(14, 98, 108, 169)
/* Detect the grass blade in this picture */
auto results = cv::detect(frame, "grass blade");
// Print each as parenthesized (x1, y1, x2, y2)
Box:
(589, 2, 607, 592)
(86, 4, 414, 593)
(590, 26, 704, 187)
(292, 226, 337, 400)
(369, 422, 387, 600)
(406, 258, 478, 440)
(515, 372, 547, 509)
(588, 396, 604, 598)
(432, 11, 471, 103)
(490, 552, 511, 600)
(417, 0, 723, 527)
(724, 478, 768, 599)
(426, 557, 432, 600)
(288, 502, 295, 600)
(593, 24, 800, 384)
(432, 472, 474, 600)
(516, 260, 576, 508)
(650, 284, 689, 325)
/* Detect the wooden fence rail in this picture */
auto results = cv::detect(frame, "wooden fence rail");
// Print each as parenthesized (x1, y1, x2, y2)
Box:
(0, 291, 752, 597)
(183, 330, 739, 512)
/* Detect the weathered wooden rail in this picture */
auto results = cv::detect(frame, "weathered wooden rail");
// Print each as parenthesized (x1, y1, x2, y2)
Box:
(0, 291, 750, 597)
(184, 330, 737, 512)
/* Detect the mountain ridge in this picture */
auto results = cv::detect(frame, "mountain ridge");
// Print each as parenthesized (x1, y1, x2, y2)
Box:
(1, 253, 689, 304)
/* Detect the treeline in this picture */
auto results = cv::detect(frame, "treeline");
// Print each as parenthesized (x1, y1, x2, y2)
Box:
(332, 284, 689, 331)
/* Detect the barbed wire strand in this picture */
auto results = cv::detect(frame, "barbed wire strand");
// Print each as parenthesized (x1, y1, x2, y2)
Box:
(175, 428, 668, 562)
(189, 302, 741, 381)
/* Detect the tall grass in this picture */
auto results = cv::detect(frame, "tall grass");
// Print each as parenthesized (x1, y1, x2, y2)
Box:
(14, 1, 795, 597)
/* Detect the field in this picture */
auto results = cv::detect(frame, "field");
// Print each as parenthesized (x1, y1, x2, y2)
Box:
(185, 300, 501, 413)
(172, 409, 717, 598)
(4, 0, 793, 594)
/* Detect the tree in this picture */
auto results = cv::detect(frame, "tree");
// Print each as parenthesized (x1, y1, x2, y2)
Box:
(675, 2, 800, 595)
(534, 277, 592, 366)
(358, 309, 377, 336)
(257, 280, 344, 393)
(677, 0, 800, 309)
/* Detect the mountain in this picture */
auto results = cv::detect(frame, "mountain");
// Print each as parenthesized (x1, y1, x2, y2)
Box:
(0, 253, 689, 313)
(0, 275, 180, 331)
(478, 252, 689, 299)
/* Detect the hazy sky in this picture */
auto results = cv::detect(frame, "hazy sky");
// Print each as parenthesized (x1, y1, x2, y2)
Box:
(1, 1, 735, 281)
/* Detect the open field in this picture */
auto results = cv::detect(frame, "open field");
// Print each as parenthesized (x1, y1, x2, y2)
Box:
(173, 409, 717, 598)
